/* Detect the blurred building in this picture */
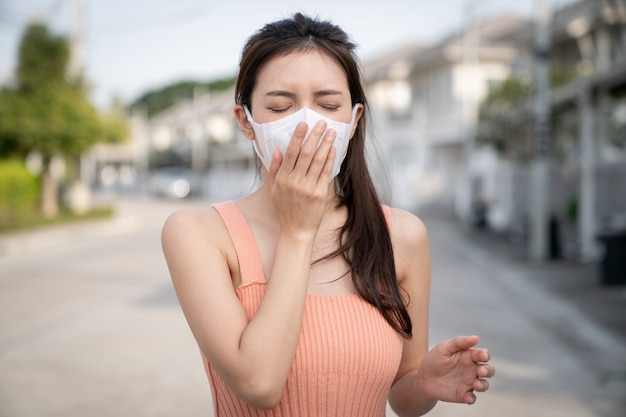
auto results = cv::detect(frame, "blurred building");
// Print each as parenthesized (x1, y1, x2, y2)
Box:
(140, 88, 255, 200)
(86, 0, 626, 262)
(364, 0, 626, 261)
(86, 88, 256, 200)
(364, 14, 528, 217)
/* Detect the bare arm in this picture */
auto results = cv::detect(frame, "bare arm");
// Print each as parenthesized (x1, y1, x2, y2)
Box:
(387, 209, 437, 416)
(387, 210, 495, 416)
(162, 210, 314, 409)
(162, 119, 337, 409)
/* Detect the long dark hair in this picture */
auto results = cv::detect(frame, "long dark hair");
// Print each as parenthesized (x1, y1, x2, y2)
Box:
(235, 13, 412, 339)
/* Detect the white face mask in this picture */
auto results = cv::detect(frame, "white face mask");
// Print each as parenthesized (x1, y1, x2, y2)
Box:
(244, 105, 360, 179)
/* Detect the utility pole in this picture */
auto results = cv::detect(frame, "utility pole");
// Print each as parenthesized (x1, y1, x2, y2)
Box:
(529, 0, 552, 261)
(460, 0, 479, 225)
(578, 87, 597, 261)
(68, 0, 92, 212)
(69, 0, 85, 79)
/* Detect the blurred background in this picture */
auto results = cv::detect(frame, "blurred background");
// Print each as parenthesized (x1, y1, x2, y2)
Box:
(3, 0, 626, 262)
(1, 0, 625, 416)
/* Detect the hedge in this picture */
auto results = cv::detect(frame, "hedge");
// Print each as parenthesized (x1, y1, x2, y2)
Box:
(0, 159, 40, 225)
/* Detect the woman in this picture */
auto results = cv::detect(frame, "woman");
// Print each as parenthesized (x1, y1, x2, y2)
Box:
(162, 12, 495, 416)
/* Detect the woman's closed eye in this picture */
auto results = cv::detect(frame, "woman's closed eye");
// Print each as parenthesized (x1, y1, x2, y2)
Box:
(268, 106, 293, 113)
(318, 104, 340, 112)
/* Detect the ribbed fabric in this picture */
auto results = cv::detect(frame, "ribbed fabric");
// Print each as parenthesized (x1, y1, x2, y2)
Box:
(206, 201, 404, 417)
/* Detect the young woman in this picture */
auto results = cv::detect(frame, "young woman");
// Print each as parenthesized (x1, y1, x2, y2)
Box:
(162, 13, 495, 417)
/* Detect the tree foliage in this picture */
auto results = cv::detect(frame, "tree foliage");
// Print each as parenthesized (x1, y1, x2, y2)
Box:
(0, 84, 103, 157)
(0, 22, 111, 157)
(98, 96, 130, 145)
(0, 21, 128, 217)
(16, 22, 69, 91)
(476, 67, 581, 161)
(475, 77, 533, 159)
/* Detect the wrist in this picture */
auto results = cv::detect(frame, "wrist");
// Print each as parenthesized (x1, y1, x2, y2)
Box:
(278, 229, 317, 244)
(389, 369, 438, 417)
(415, 367, 432, 397)
(274, 231, 317, 262)
(415, 363, 439, 405)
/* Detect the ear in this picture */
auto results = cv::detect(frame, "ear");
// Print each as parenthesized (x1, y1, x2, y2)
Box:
(234, 105, 255, 140)
(348, 103, 364, 139)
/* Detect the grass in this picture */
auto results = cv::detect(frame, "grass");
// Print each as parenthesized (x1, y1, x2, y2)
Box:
(0, 206, 115, 234)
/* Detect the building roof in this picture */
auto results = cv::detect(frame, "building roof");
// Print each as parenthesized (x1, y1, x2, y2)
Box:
(363, 15, 529, 82)
(362, 0, 626, 83)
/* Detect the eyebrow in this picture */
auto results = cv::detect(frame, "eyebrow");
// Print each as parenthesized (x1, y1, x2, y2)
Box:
(314, 89, 344, 98)
(265, 89, 344, 98)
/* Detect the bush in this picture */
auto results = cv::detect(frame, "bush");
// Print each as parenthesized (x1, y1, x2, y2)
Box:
(0, 159, 40, 225)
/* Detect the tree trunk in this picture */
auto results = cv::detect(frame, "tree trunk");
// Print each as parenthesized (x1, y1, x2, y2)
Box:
(41, 155, 59, 218)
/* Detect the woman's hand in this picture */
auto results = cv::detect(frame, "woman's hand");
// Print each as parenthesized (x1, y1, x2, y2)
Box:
(418, 335, 495, 405)
(267, 120, 337, 237)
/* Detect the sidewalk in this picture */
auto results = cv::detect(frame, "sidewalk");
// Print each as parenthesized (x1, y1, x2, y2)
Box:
(460, 222, 626, 347)
(422, 215, 626, 417)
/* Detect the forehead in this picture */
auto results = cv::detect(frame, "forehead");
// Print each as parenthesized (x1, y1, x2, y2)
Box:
(254, 50, 349, 93)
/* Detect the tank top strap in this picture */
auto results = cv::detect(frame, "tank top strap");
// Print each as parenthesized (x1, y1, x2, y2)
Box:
(212, 201, 266, 285)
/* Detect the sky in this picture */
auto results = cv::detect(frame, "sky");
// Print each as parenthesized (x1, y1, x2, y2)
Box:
(0, 0, 577, 109)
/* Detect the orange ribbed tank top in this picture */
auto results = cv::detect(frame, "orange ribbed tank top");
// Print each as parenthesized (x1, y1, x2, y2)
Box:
(206, 201, 404, 416)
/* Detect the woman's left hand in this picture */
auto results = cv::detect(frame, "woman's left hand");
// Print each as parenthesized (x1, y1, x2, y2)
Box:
(418, 335, 495, 405)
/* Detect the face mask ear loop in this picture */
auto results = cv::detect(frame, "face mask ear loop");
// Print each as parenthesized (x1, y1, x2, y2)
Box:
(252, 140, 270, 171)
(244, 106, 271, 170)
(346, 104, 362, 140)
(329, 106, 361, 179)
(351, 104, 361, 122)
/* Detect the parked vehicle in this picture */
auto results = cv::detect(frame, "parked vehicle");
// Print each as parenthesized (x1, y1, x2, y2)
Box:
(148, 167, 194, 199)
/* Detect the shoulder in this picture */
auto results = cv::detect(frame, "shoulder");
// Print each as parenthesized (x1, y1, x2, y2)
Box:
(161, 203, 241, 288)
(161, 204, 230, 254)
(385, 206, 429, 249)
(384, 206, 430, 284)
(162, 205, 221, 237)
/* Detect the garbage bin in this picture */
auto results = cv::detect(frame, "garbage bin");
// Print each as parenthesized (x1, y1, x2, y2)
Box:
(596, 231, 626, 286)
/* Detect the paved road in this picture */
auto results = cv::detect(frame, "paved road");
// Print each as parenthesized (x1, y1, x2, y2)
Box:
(0, 197, 624, 417)
(424, 218, 626, 417)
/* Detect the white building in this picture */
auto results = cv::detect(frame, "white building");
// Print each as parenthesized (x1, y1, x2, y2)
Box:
(364, 0, 626, 262)
(89, 88, 257, 200)
(364, 15, 528, 218)
(90, 0, 626, 263)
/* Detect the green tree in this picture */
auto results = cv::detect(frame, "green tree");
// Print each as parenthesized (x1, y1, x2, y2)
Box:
(0, 22, 127, 218)
(475, 77, 533, 160)
(476, 67, 580, 161)
(99, 96, 130, 144)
